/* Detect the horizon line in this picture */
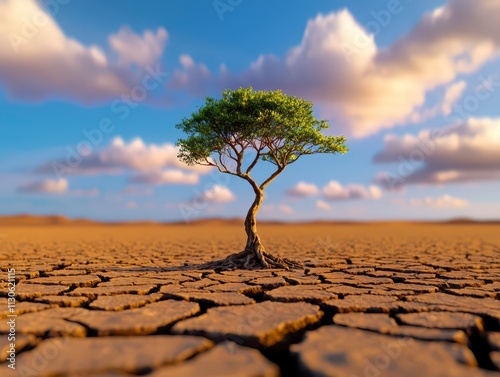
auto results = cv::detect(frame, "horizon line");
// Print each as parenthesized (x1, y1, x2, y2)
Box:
(0, 214, 499, 226)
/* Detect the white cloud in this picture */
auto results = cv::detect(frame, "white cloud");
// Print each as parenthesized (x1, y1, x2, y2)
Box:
(18, 178, 68, 194)
(197, 185, 235, 204)
(262, 203, 294, 215)
(0, 0, 167, 103)
(36, 137, 211, 178)
(171, 0, 500, 137)
(130, 169, 199, 185)
(373, 118, 500, 188)
(441, 80, 467, 115)
(109, 26, 168, 67)
(410, 79, 468, 123)
(316, 200, 332, 211)
(410, 195, 469, 208)
(323, 181, 382, 201)
(95, 137, 209, 173)
(168, 54, 212, 96)
(16, 179, 98, 196)
(278, 204, 294, 215)
(286, 181, 319, 197)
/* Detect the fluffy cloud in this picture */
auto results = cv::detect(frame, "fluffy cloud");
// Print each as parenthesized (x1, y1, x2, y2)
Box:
(197, 185, 235, 204)
(0, 0, 167, 102)
(410, 195, 469, 208)
(262, 203, 294, 215)
(18, 178, 68, 194)
(168, 55, 212, 96)
(109, 26, 168, 67)
(278, 204, 294, 215)
(441, 81, 467, 115)
(316, 200, 332, 211)
(130, 169, 199, 185)
(323, 181, 382, 201)
(286, 182, 320, 197)
(36, 137, 211, 177)
(373, 118, 500, 188)
(285, 180, 382, 202)
(172, 0, 500, 137)
(17, 178, 98, 196)
(88, 137, 208, 173)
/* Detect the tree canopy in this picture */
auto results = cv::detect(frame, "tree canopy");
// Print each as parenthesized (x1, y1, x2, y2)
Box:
(176, 87, 348, 192)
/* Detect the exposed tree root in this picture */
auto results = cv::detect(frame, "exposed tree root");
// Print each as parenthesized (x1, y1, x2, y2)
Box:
(198, 246, 303, 271)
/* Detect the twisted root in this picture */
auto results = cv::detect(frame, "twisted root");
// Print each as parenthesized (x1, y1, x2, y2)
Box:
(198, 246, 303, 271)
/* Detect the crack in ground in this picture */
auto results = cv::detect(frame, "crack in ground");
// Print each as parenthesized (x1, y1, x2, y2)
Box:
(7, 269, 499, 375)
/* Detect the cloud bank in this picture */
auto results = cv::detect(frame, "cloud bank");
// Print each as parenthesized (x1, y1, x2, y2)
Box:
(410, 195, 469, 208)
(196, 185, 236, 204)
(323, 181, 381, 201)
(2, 0, 499, 139)
(35, 137, 211, 186)
(286, 182, 320, 198)
(0, 0, 167, 103)
(172, 0, 500, 137)
(18, 178, 68, 194)
(18, 178, 98, 196)
(286, 181, 382, 202)
(373, 118, 500, 189)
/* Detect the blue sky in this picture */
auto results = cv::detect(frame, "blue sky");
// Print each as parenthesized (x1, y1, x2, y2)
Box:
(1, 0, 499, 221)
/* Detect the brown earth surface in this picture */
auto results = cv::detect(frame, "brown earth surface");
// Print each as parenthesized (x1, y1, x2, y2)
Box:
(0, 222, 499, 376)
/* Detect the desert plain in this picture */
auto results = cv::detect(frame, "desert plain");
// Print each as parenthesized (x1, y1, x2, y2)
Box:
(1, 218, 500, 376)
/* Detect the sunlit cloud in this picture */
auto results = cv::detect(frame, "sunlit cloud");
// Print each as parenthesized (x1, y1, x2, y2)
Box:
(316, 200, 332, 211)
(109, 26, 168, 68)
(18, 178, 68, 194)
(286, 182, 320, 198)
(170, 0, 500, 137)
(0, 0, 167, 103)
(262, 203, 294, 215)
(196, 185, 236, 204)
(323, 181, 381, 201)
(130, 169, 199, 185)
(35, 137, 211, 179)
(410, 195, 469, 208)
(374, 118, 500, 189)
(17, 178, 98, 196)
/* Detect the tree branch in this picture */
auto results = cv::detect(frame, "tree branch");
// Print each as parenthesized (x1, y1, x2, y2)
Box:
(218, 153, 230, 172)
(205, 155, 260, 195)
(260, 166, 285, 191)
(266, 147, 282, 168)
(245, 150, 261, 174)
(240, 174, 261, 195)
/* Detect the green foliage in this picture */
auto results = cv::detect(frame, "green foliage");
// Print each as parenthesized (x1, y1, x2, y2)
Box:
(176, 87, 348, 188)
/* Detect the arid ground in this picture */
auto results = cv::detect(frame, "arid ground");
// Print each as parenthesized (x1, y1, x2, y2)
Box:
(1, 219, 500, 376)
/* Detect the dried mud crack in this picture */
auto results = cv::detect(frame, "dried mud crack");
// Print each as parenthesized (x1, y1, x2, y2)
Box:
(0, 223, 499, 376)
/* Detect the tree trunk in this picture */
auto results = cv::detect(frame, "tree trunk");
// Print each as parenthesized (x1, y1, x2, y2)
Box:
(245, 190, 264, 250)
(197, 189, 303, 270)
(244, 189, 269, 266)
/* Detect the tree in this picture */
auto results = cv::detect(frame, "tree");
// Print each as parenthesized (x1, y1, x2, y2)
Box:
(176, 87, 348, 270)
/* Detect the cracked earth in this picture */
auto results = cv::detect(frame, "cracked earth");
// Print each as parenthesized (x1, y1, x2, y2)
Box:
(0, 223, 499, 376)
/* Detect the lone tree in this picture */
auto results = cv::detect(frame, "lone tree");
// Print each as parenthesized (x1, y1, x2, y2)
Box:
(176, 87, 347, 270)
